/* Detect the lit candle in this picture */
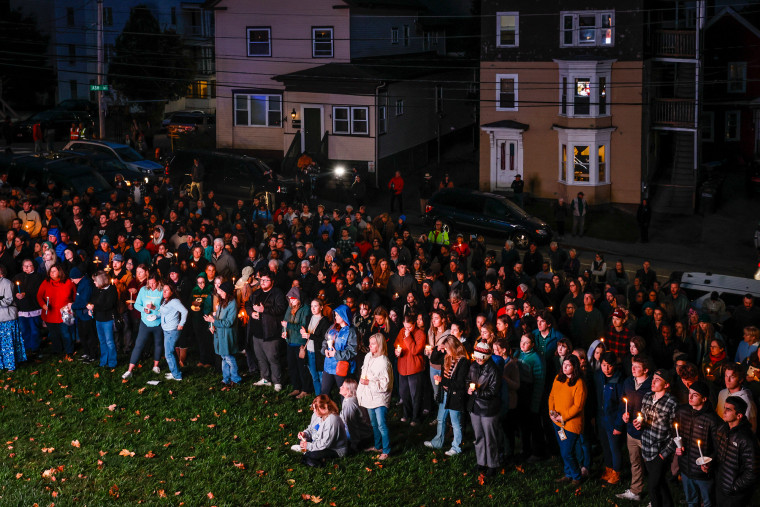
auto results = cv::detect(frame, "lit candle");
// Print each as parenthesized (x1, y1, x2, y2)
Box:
(15, 281, 20, 293)
(697, 439, 703, 460)
(675, 423, 679, 439)
(425, 344, 432, 353)
(706, 367, 711, 377)
(623, 397, 628, 414)
(395, 345, 402, 354)
(469, 382, 476, 391)
(636, 412, 643, 423)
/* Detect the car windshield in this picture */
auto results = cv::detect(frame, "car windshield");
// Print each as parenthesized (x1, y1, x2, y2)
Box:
(171, 114, 203, 124)
(114, 146, 145, 163)
(499, 196, 528, 217)
(28, 111, 56, 121)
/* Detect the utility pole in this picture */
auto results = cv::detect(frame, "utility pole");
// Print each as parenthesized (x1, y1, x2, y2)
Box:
(97, 0, 106, 139)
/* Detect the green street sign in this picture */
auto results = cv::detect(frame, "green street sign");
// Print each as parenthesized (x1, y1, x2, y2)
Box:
(90, 84, 109, 91)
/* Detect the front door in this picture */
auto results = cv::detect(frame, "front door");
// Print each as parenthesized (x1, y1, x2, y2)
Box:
(303, 107, 322, 154)
(495, 139, 518, 189)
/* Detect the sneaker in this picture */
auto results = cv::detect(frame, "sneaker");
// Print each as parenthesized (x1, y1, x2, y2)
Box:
(615, 490, 641, 502)
(400, 417, 408, 423)
(423, 441, 434, 448)
(253, 378, 271, 386)
(444, 449, 459, 456)
(581, 467, 589, 478)
(410, 421, 418, 427)
(274, 384, 283, 392)
(290, 444, 303, 453)
(377, 453, 389, 460)
(121, 370, 132, 379)
(78, 354, 91, 361)
(152, 366, 161, 374)
(164, 374, 182, 381)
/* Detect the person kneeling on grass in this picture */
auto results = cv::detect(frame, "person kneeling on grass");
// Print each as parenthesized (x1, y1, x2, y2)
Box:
(291, 394, 348, 467)
(339, 378, 374, 454)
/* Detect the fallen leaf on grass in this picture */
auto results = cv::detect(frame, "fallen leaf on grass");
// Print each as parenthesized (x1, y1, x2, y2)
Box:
(99, 450, 107, 456)
(207, 424, 216, 428)
(118, 449, 135, 457)
(41, 447, 55, 453)
(107, 404, 117, 411)
(157, 490, 166, 498)
(515, 465, 525, 473)
(183, 456, 196, 461)
(109, 484, 119, 498)
(71, 440, 80, 448)
(137, 387, 146, 394)
(431, 458, 438, 464)
(233, 461, 246, 469)
(144, 451, 156, 458)
(15, 473, 22, 479)
(93, 372, 100, 378)
(207, 492, 214, 499)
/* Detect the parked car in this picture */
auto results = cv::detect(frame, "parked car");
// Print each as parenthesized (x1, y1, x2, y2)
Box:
(54, 99, 97, 115)
(166, 111, 215, 135)
(62, 140, 163, 181)
(423, 188, 553, 248)
(1, 154, 115, 203)
(14, 110, 94, 142)
(51, 151, 145, 187)
(165, 149, 297, 207)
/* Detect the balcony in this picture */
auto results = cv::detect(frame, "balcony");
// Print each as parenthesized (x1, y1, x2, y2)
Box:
(653, 98, 696, 128)
(653, 30, 696, 58)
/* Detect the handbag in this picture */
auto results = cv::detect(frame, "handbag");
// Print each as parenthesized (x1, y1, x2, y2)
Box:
(336, 360, 350, 377)
(298, 345, 306, 359)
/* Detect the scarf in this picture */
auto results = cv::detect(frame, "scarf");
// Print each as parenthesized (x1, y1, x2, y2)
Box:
(709, 349, 726, 365)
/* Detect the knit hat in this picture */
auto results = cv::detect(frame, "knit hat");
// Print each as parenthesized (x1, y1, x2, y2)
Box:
(69, 267, 84, 280)
(219, 281, 234, 296)
(473, 340, 492, 361)
(611, 308, 626, 320)
(326, 248, 336, 259)
(286, 287, 301, 301)
(653, 369, 673, 386)
(689, 380, 710, 399)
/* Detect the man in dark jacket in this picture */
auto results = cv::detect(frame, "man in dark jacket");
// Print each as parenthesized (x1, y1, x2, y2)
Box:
(674, 381, 722, 507)
(13, 258, 45, 355)
(467, 340, 501, 478)
(714, 396, 760, 506)
(70, 267, 97, 362)
(387, 262, 417, 306)
(247, 271, 287, 391)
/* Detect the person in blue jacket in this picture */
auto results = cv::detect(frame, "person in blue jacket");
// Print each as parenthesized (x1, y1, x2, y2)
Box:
(69, 267, 96, 363)
(321, 305, 357, 398)
(595, 351, 626, 485)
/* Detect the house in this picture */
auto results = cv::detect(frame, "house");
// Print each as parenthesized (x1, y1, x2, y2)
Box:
(210, 0, 476, 185)
(479, 1, 705, 213)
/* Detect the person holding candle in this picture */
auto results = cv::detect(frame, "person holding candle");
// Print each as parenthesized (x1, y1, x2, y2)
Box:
(424, 335, 469, 456)
(69, 267, 97, 363)
(36, 263, 76, 355)
(12, 259, 44, 357)
(703, 338, 729, 390)
(617, 355, 653, 502)
(547, 354, 587, 485)
(189, 273, 214, 368)
(394, 313, 426, 426)
(249, 271, 288, 391)
(122, 271, 164, 379)
(467, 339, 501, 478)
(426, 309, 452, 403)
(292, 395, 348, 467)
(0, 264, 25, 371)
(357, 333, 393, 460)
(714, 396, 760, 507)
(594, 351, 626, 485)
(635, 369, 678, 507)
(87, 271, 119, 369)
(158, 282, 187, 381)
(282, 287, 312, 398)
(204, 281, 241, 387)
(320, 304, 358, 398)
(673, 381, 721, 507)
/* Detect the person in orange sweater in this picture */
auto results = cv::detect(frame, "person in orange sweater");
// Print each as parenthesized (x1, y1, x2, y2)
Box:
(548, 354, 587, 485)
(394, 313, 425, 425)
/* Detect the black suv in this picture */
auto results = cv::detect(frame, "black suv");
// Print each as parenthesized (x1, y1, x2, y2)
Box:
(165, 150, 297, 207)
(424, 188, 552, 248)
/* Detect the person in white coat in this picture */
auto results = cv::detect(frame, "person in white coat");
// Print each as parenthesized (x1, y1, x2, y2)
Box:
(357, 333, 393, 460)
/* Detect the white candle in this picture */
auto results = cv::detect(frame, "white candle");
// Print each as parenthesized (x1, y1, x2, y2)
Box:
(675, 423, 679, 439)
(697, 439, 703, 459)
(623, 397, 628, 414)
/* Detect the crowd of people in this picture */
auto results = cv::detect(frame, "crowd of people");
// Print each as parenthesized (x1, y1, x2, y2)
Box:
(0, 173, 758, 506)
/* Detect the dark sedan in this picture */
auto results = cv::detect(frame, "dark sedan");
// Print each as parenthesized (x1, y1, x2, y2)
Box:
(424, 188, 553, 249)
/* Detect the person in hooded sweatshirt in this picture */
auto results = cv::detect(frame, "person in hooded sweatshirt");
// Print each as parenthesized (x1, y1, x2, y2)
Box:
(339, 377, 374, 453)
(321, 304, 358, 398)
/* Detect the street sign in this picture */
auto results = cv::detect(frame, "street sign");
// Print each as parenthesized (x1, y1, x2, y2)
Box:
(90, 84, 109, 91)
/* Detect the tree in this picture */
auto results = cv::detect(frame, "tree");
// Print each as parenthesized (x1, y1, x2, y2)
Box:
(0, 7, 55, 108)
(108, 5, 195, 105)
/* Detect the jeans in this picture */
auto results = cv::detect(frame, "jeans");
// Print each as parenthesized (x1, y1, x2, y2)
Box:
(429, 366, 441, 400)
(18, 315, 42, 352)
(129, 323, 163, 365)
(430, 393, 462, 453)
(682, 474, 713, 507)
(307, 350, 322, 396)
(163, 329, 182, 379)
(220, 354, 242, 384)
(574, 430, 592, 469)
(555, 426, 582, 480)
(645, 455, 673, 507)
(367, 406, 391, 454)
(398, 371, 424, 422)
(48, 322, 74, 354)
(598, 424, 623, 471)
(95, 320, 117, 367)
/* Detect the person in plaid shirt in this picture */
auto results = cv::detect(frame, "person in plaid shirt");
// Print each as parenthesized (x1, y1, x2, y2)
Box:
(626, 368, 678, 507)
(605, 308, 633, 358)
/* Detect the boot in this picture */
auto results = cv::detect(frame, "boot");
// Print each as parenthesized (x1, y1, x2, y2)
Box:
(177, 348, 188, 368)
(606, 469, 620, 485)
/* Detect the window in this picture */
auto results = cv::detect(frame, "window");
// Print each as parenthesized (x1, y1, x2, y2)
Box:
(727, 62, 747, 93)
(68, 44, 76, 65)
(66, 7, 75, 26)
(496, 12, 518, 47)
(496, 74, 518, 111)
(556, 127, 613, 185)
(247, 28, 271, 57)
(234, 94, 282, 127)
(171, 7, 176, 25)
(403, 25, 409, 47)
(104, 7, 113, 26)
(332, 106, 369, 135)
(312, 27, 333, 58)
(557, 60, 612, 117)
(187, 81, 214, 99)
(725, 111, 740, 141)
(396, 99, 404, 116)
(391, 27, 399, 44)
(560, 11, 614, 47)
(701, 111, 714, 142)
(378, 96, 387, 134)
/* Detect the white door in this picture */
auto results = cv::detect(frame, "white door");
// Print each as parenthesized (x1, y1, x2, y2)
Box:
(495, 139, 518, 189)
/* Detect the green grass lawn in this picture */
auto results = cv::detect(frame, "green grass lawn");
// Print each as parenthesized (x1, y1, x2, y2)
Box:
(0, 356, 665, 505)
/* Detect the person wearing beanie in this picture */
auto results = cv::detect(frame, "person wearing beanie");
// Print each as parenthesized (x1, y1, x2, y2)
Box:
(673, 380, 722, 507)
(714, 395, 760, 506)
(204, 280, 241, 387)
(282, 286, 312, 398)
(632, 368, 678, 507)
(248, 270, 288, 391)
(467, 339, 501, 479)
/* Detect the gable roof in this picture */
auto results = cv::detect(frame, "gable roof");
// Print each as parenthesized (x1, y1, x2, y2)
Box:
(706, 6, 760, 39)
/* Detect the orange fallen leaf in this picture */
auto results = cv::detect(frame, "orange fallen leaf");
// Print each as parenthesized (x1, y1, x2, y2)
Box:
(207, 492, 214, 499)
(93, 373, 100, 378)
(71, 440, 80, 448)
(118, 449, 135, 457)
(301, 494, 312, 500)
(108, 484, 119, 498)
(207, 424, 216, 428)
(183, 456, 195, 461)
(310, 496, 323, 504)
(41, 447, 54, 453)
(432, 458, 438, 463)
(15, 473, 22, 479)
(233, 461, 246, 470)
(157, 490, 166, 498)
(144, 451, 156, 458)
(515, 465, 525, 473)
(99, 450, 107, 456)
(107, 404, 117, 411)
(51, 491, 58, 498)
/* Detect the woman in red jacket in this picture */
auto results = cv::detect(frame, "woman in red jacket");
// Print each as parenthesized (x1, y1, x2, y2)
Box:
(393, 313, 426, 426)
(37, 263, 76, 354)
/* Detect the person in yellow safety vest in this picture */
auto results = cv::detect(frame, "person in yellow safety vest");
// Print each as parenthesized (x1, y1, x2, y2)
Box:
(427, 219, 449, 258)
(78, 122, 87, 140)
(70, 123, 79, 140)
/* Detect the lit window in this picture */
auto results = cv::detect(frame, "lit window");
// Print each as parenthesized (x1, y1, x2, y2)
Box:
(574, 78, 590, 115)
(312, 28, 334, 58)
(561, 11, 614, 47)
(247, 28, 271, 57)
(556, 127, 612, 186)
(598, 145, 606, 182)
(497, 12, 518, 47)
(560, 144, 567, 182)
(234, 94, 282, 127)
(557, 60, 612, 118)
(574, 145, 590, 182)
